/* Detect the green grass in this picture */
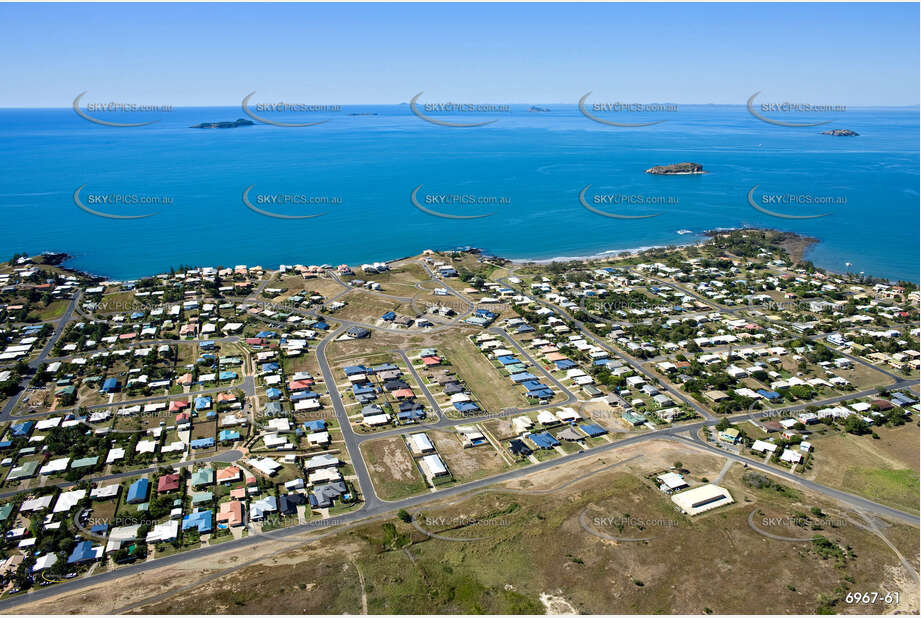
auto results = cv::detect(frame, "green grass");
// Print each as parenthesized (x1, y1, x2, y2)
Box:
(842, 467, 920, 513)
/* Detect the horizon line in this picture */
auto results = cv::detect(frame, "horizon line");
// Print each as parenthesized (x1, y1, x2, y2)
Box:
(2, 102, 919, 110)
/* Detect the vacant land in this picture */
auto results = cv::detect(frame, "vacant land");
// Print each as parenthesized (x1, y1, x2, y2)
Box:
(7, 437, 918, 616)
(439, 337, 528, 412)
(111, 442, 918, 615)
(428, 429, 510, 482)
(360, 436, 427, 501)
(806, 423, 920, 514)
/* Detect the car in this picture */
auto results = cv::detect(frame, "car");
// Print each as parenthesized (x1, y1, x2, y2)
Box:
(64, 572, 78, 579)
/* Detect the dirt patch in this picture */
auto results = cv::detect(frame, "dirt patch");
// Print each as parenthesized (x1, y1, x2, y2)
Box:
(539, 592, 577, 614)
(429, 430, 509, 482)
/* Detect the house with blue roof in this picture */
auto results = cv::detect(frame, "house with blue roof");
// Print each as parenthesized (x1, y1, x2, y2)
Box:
(265, 387, 283, 400)
(453, 401, 479, 414)
(554, 359, 577, 370)
(199, 341, 216, 350)
(127, 478, 150, 504)
(496, 355, 520, 365)
(10, 421, 35, 437)
(255, 331, 276, 339)
(67, 541, 101, 564)
(352, 384, 375, 396)
(89, 523, 108, 536)
(381, 311, 396, 321)
(190, 437, 215, 449)
(370, 363, 399, 374)
(194, 396, 212, 411)
(219, 371, 237, 381)
(527, 432, 560, 449)
(757, 389, 782, 400)
(219, 429, 240, 442)
(343, 365, 368, 376)
(510, 372, 537, 383)
(101, 378, 120, 393)
(579, 423, 608, 437)
(261, 362, 280, 372)
(303, 420, 327, 432)
(182, 510, 213, 534)
(313, 321, 329, 330)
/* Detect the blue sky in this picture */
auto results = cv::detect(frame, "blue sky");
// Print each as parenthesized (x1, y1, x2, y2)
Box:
(1, 2, 917, 106)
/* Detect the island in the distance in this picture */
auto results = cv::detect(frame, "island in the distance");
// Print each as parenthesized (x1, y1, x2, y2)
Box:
(190, 118, 255, 129)
(529, 106, 551, 112)
(645, 162, 705, 175)
(820, 129, 859, 136)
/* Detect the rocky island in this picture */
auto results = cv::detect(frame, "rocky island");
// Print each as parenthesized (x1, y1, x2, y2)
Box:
(190, 118, 255, 129)
(645, 162, 705, 175)
(820, 129, 859, 136)
(529, 106, 551, 112)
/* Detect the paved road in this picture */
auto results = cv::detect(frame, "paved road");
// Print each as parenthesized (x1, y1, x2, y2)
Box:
(1, 292, 81, 422)
(314, 325, 382, 510)
(497, 273, 716, 420)
(0, 269, 917, 610)
(1, 409, 916, 612)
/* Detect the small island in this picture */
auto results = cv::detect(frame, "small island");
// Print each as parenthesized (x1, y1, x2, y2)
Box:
(820, 129, 859, 136)
(645, 162, 705, 175)
(190, 118, 255, 129)
(529, 106, 551, 112)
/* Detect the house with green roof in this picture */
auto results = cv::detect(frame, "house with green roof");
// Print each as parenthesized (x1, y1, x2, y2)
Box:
(191, 491, 213, 505)
(0, 503, 14, 522)
(7, 460, 39, 481)
(71, 456, 99, 470)
(191, 468, 214, 487)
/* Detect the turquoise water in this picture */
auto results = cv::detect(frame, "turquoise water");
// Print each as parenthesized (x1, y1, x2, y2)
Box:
(0, 105, 917, 281)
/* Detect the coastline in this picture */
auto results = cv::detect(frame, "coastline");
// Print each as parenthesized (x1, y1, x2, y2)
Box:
(35, 227, 897, 285)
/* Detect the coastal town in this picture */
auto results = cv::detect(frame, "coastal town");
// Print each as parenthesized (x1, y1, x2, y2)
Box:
(0, 229, 917, 613)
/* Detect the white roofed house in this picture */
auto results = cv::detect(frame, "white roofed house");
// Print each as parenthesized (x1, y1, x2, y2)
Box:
(420, 453, 449, 480)
(780, 448, 804, 465)
(751, 439, 777, 454)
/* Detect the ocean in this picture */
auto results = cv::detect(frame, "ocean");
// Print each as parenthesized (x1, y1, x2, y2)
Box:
(0, 104, 917, 281)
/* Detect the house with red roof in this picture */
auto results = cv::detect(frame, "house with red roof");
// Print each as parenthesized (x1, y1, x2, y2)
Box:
(157, 473, 181, 493)
(288, 380, 312, 392)
(217, 466, 241, 484)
